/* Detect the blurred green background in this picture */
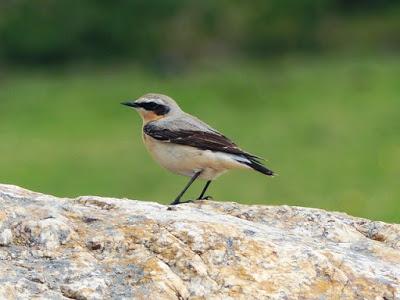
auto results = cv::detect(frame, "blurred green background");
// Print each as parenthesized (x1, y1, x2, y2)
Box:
(0, 0, 399, 222)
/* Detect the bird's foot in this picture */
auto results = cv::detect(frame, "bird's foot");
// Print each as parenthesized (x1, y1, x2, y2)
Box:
(179, 199, 195, 204)
(169, 199, 195, 205)
(170, 195, 213, 206)
(197, 195, 213, 200)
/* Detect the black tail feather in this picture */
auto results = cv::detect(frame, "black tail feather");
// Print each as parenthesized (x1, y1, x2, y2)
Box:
(241, 156, 274, 176)
(246, 161, 274, 176)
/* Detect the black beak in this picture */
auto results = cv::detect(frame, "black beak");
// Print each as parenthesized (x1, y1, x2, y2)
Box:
(121, 101, 139, 108)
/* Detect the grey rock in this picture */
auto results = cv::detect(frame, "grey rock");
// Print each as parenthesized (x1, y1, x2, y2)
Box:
(0, 229, 12, 246)
(0, 184, 399, 299)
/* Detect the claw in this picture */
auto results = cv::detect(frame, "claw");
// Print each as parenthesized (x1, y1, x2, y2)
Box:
(197, 196, 213, 200)
(180, 199, 195, 204)
(169, 199, 194, 205)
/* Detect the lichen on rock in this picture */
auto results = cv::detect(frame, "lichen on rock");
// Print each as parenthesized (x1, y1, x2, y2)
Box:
(0, 184, 399, 299)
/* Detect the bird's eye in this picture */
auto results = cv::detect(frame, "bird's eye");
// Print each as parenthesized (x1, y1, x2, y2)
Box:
(147, 102, 159, 110)
(141, 102, 159, 111)
(139, 102, 169, 115)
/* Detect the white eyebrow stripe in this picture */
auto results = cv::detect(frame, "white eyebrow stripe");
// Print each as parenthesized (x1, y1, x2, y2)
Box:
(139, 98, 165, 105)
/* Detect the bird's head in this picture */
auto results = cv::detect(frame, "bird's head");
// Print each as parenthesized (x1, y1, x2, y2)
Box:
(122, 93, 181, 122)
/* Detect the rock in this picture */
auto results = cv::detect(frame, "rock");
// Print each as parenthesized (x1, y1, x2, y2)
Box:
(0, 228, 12, 246)
(0, 184, 399, 300)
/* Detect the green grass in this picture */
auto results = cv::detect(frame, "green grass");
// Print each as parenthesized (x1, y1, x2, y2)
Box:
(1, 55, 399, 222)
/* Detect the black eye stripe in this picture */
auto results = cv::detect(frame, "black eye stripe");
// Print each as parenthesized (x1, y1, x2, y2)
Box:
(139, 102, 170, 115)
(140, 102, 158, 110)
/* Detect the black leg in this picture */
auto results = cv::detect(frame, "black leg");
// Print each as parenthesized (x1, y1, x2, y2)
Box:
(197, 180, 212, 200)
(170, 171, 202, 205)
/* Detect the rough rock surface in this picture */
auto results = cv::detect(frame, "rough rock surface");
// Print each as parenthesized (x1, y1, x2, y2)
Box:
(0, 184, 399, 300)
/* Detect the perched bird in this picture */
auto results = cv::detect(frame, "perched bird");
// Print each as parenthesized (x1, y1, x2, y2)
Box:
(122, 93, 274, 205)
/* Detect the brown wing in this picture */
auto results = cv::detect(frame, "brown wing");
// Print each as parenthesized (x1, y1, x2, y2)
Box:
(143, 122, 256, 158)
(143, 122, 274, 176)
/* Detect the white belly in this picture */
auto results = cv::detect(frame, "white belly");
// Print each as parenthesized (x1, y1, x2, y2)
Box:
(143, 135, 248, 180)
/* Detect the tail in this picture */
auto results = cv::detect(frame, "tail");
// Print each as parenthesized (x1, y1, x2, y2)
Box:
(244, 158, 274, 176)
(233, 154, 274, 176)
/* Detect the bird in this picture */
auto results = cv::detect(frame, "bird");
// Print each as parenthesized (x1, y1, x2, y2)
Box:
(122, 93, 274, 205)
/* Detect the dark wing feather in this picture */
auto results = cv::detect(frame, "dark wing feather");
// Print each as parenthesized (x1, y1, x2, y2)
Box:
(144, 123, 248, 156)
(143, 122, 274, 176)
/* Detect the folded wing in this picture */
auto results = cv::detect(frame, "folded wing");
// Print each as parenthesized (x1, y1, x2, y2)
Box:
(144, 121, 274, 176)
